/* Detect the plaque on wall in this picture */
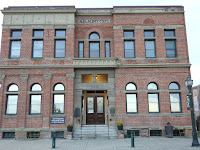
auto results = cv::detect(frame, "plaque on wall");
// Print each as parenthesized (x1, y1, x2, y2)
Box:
(110, 107, 115, 115)
(74, 107, 81, 117)
(51, 117, 65, 124)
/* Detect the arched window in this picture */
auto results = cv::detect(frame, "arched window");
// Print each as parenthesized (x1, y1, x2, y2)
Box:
(53, 83, 65, 114)
(30, 83, 42, 114)
(147, 83, 158, 90)
(54, 83, 65, 91)
(89, 32, 100, 58)
(6, 84, 19, 115)
(126, 83, 136, 90)
(169, 82, 179, 90)
(169, 82, 181, 112)
(89, 32, 100, 39)
(126, 83, 137, 113)
(147, 83, 159, 113)
(8, 84, 18, 92)
(31, 84, 42, 91)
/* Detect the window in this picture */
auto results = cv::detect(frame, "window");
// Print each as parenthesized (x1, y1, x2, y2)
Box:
(51, 131, 64, 138)
(10, 30, 22, 59)
(89, 32, 100, 58)
(6, 84, 19, 115)
(165, 30, 176, 58)
(144, 31, 156, 58)
(3, 132, 15, 138)
(32, 30, 44, 58)
(27, 132, 40, 138)
(30, 84, 42, 114)
(169, 82, 181, 112)
(55, 30, 66, 58)
(53, 84, 65, 114)
(126, 83, 137, 113)
(105, 41, 110, 57)
(148, 83, 159, 113)
(124, 30, 135, 58)
(96, 74, 108, 83)
(78, 42, 84, 58)
(150, 130, 162, 136)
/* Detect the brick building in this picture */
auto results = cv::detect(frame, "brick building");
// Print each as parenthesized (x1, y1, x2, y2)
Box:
(0, 6, 192, 139)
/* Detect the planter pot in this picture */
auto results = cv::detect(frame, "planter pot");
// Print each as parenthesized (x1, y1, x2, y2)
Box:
(67, 126, 73, 132)
(117, 125, 123, 130)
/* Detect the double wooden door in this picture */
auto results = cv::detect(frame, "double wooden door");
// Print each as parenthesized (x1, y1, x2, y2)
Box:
(86, 96, 105, 124)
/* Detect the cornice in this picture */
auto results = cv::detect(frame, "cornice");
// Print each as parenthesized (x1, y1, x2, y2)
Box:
(0, 63, 191, 69)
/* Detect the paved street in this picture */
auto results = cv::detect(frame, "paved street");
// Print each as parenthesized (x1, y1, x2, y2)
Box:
(0, 137, 200, 150)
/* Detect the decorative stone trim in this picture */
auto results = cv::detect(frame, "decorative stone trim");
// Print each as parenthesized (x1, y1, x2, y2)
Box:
(43, 73, 52, 79)
(20, 73, 29, 80)
(67, 25, 75, 29)
(66, 73, 75, 79)
(0, 74, 5, 79)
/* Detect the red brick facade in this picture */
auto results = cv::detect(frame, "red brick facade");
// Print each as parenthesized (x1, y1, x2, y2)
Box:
(0, 6, 192, 139)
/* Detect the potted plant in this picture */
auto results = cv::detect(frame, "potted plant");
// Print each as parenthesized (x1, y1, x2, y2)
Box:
(117, 120, 123, 130)
(67, 124, 73, 132)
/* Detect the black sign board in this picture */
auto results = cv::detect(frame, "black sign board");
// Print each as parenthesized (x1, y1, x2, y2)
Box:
(74, 107, 81, 117)
(51, 117, 65, 124)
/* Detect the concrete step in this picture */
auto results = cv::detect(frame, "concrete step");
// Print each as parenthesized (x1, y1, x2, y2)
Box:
(73, 125, 117, 139)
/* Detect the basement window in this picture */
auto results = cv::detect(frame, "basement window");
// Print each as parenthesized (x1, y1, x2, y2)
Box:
(51, 131, 64, 138)
(150, 130, 162, 136)
(27, 132, 40, 138)
(3, 132, 15, 138)
(126, 130, 139, 138)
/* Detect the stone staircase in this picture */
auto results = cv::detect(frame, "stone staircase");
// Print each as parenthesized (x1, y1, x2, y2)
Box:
(73, 125, 117, 139)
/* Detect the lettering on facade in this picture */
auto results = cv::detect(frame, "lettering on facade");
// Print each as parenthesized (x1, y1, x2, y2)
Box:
(51, 117, 65, 124)
(78, 19, 110, 24)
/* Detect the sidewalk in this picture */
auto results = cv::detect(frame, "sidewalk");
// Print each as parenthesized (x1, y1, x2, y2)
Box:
(0, 137, 200, 150)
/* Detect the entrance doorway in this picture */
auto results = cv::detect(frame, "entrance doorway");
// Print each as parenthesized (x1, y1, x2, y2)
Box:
(82, 90, 107, 125)
(86, 96, 105, 124)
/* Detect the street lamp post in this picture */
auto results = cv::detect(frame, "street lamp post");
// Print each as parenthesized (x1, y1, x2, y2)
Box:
(185, 76, 200, 147)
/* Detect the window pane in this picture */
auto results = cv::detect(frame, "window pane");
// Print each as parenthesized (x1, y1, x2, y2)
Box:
(31, 84, 42, 91)
(124, 41, 134, 58)
(33, 40, 43, 58)
(144, 31, 154, 37)
(79, 42, 84, 58)
(82, 75, 93, 83)
(33, 30, 44, 37)
(124, 31, 134, 37)
(55, 40, 65, 58)
(31, 95, 41, 114)
(54, 84, 65, 91)
(105, 42, 110, 57)
(126, 83, 136, 90)
(12, 31, 22, 37)
(165, 30, 175, 37)
(10, 41, 21, 59)
(165, 40, 176, 58)
(96, 74, 108, 83)
(31, 95, 41, 104)
(8, 84, 18, 92)
(55, 30, 66, 37)
(54, 95, 64, 113)
(169, 83, 179, 90)
(90, 42, 100, 58)
(127, 94, 137, 113)
(148, 83, 158, 90)
(145, 41, 155, 57)
(6, 95, 18, 114)
(148, 94, 159, 112)
(170, 93, 181, 112)
(89, 33, 100, 39)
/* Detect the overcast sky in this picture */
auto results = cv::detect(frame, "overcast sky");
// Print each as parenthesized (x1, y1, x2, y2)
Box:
(0, 0, 199, 86)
